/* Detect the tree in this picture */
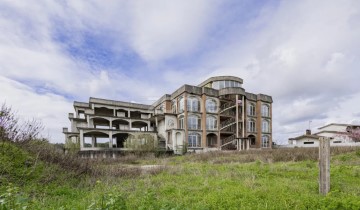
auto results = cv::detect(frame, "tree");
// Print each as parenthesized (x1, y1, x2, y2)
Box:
(0, 103, 43, 143)
(124, 133, 157, 152)
(346, 127, 360, 142)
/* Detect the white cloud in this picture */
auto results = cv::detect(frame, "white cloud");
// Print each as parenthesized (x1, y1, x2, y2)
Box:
(0, 76, 72, 142)
(202, 0, 360, 143)
(126, 0, 219, 62)
(1, 0, 359, 145)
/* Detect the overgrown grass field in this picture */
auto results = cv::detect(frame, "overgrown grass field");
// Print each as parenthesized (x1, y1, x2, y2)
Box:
(1, 142, 360, 209)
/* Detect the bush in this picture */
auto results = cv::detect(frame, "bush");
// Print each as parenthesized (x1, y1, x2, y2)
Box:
(0, 103, 43, 143)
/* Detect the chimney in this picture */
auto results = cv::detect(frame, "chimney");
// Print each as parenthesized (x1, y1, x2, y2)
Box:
(306, 129, 311, 135)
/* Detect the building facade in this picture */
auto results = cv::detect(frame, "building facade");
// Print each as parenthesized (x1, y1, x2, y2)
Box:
(288, 123, 360, 147)
(63, 76, 273, 154)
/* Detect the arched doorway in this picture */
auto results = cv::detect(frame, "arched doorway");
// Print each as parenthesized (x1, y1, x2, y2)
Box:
(207, 133, 217, 147)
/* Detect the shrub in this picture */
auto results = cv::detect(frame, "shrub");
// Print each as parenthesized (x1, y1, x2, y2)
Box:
(0, 103, 43, 143)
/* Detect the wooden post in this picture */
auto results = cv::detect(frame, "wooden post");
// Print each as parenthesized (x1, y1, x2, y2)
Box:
(319, 137, 330, 195)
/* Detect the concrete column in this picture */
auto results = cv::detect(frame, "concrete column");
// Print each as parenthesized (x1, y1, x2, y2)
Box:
(129, 119, 132, 130)
(79, 130, 84, 149)
(184, 93, 188, 147)
(319, 137, 330, 195)
(109, 131, 113, 148)
(92, 136, 96, 148)
(247, 139, 250, 150)
(242, 95, 245, 138)
(236, 95, 239, 138)
(128, 110, 131, 118)
(113, 109, 116, 116)
(109, 120, 112, 129)
(201, 95, 207, 148)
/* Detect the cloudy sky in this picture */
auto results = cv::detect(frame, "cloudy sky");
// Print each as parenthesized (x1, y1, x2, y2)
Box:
(1, 0, 360, 144)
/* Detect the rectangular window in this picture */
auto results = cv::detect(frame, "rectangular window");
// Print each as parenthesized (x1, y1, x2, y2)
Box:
(188, 134, 201, 147)
(303, 142, 314, 144)
(179, 118, 184, 129)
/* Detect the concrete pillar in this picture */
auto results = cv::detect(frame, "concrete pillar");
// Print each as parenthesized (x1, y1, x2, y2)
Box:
(79, 130, 84, 149)
(113, 109, 116, 116)
(184, 93, 188, 147)
(247, 139, 250, 150)
(109, 131, 113, 148)
(92, 136, 96, 148)
(236, 95, 239, 138)
(319, 137, 330, 195)
(128, 110, 131, 118)
(109, 120, 112, 129)
(201, 95, 207, 148)
(242, 95, 245, 138)
(129, 119, 132, 130)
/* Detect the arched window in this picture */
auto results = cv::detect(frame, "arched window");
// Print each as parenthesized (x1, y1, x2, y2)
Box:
(261, 135, 270, 148)
(179, 97, 185, 113)
(188, 133, 201, 147)
(206, 116, 217, 130)
(262, 120, 270, 133)
(187, 97, 200, 112)
(206, 98, 217, 113)
(248, 119, 256, 132)
(262, 104, 270, 117)
(188, 115, 200, 130)
(178, 116, 184, 129)
(248, 103, 256, 116)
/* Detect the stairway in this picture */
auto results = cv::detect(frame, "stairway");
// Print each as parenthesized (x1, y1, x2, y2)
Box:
(220, 118, 236, 130)
(220, 135, 236, 150)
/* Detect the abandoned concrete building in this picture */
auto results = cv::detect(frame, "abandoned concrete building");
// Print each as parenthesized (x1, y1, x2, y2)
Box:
(63, 76, 273, 154)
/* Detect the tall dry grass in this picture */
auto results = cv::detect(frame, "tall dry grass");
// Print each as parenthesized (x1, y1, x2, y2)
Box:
(182, 147, 360, 164)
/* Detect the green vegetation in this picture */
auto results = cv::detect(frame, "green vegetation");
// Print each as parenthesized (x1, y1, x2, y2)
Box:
(1, 141, 360, 209)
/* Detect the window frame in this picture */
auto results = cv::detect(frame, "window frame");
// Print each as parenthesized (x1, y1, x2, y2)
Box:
(206, 115, 217, 130)
(248, 119, 256, 132)
(261, 135, 270, 148)
(178, 116, 184, 129)
(188, 115, 200, 130)
(262, 119, 270, 133)
(179, 97, 185, 113)
(261, 104, 270, 117)
(188, 133, 201, 148)
(206, 98, 217, 113)
(248, 103, 256, 116)
(187, 97, 200, 112)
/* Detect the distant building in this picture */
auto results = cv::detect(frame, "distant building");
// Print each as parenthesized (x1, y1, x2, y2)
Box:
(288, 123, 360, 147)
(63, 76, 273, 154)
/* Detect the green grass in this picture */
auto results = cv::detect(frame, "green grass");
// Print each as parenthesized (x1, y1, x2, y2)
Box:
(1, 142, 360, 209)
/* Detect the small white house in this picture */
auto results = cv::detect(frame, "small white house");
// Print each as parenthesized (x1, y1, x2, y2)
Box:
(288, 123, 360, 147)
